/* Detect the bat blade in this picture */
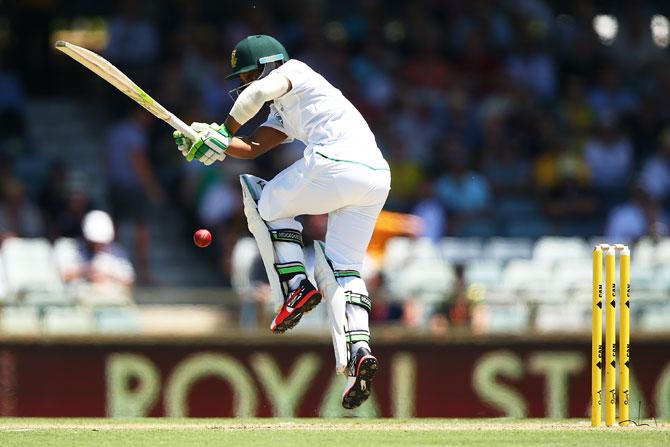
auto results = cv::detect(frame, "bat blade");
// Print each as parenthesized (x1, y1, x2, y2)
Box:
(55, 40, 197, 140)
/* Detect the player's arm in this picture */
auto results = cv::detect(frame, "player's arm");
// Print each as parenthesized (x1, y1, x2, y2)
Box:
(174, 72, 292, 164)
(225, 126, 289, 159)
(224, 71, 292, 134)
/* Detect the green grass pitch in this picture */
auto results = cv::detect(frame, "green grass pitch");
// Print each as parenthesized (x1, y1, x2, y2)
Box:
(0, 418, 668, 446)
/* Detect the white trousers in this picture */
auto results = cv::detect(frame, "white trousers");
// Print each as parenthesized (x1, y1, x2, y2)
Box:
(258, 152, 389, 354)
(258, 153, 391, 273)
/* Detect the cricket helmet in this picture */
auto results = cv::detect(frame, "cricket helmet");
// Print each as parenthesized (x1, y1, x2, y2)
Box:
(225, 35, 289, 80)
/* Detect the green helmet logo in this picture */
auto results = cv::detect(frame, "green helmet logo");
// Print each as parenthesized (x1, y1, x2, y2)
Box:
(231, 49, 238, 68)
(225, 35, 289, 80)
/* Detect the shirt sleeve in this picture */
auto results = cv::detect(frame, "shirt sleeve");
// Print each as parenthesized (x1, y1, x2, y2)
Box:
(275, 60, 310, 91)
(229, 71, 290, 125)
(261, 104, 294, 143)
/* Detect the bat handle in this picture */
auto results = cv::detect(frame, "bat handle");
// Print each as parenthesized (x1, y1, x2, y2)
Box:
(168, 115, 199, 141)
(168, 114, 227, 162)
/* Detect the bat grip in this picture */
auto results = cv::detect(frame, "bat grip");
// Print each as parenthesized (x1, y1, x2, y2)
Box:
(169, 115, 199, 141)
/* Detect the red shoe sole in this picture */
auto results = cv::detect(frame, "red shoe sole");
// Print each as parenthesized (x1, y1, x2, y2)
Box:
(271, 290, 322, 333)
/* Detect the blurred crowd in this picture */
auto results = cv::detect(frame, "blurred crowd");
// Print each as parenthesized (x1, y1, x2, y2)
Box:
(1, 0, 670, 331)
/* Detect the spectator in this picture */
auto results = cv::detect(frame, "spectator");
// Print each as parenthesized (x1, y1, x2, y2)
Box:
(39, 164, 94, 240)
(583, 114, 634, 189)
(435, 141, 492, 235)
(350, 40, 398, 112)
(605, 185, 670, 244)
(236, 249, 274, 330)
(411, 176, 447, 242)
(403, 33, 452, 92)
(61, 210, 135, 304)
(482, 136, 533, 196)
(534, 138, 591, 191)
(559, 75, 595, 136)
(535, 139, 598, 227)
(401, 296, 425, 331)
(639, 128, 670, 204)
(6, 0, 670, 300)
(429, 265, 483, 335)
(505, 33, 557, 101)
(104, 109, 164, 283)
(612, 13, 666, 71)
(104, 0, 159, 69)
(368, 270, 402, 323)
(391, 98, 442, 165)
(0, 178, 43, 240)
(587, 65, 638, 120)
(57, 173, 96, 239)
(366, 210, 423, 265)
(382, 135, 423, 210)
(0, 56, 25, 152)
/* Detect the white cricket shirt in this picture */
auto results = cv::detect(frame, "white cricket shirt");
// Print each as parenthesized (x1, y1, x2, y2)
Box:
(261, 59, 389, 171)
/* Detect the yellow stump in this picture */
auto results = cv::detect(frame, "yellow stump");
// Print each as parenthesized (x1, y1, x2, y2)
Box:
(605, 246, 617, 426)
(591, 246, 603, 427)
(619, 247, 630, 426)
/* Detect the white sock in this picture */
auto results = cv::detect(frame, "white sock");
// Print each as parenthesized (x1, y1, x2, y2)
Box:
(288, 273, 306, 291)
(272, 239, 306, 292)
(352, 340, 370, 354)
(346, 303, 371, 355)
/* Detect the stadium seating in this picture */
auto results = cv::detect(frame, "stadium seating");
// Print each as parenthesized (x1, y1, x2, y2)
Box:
(552, 258, 592, 293)
(501, 259, 554, 296)
(441, 238, 483, 263)
(53, 238, 81, 277)
(0, 306, 41, 334)
(0, 235, 668, 335)
(655, 238, 670, 264)
(655, 265, 670, 292)
(484, 303, 530, 333)
(43, 307, 94, 334)
(391, 258, 456, 303)
(382, 236, 412, 272)
(505, 217, 552, 238)
(484, 237, 533, 261)
(533, 236, 591, 262)
(1, 238, 70, 305)
(230, 237, 261, 294)
(94, 307, 141, 333)
(534, 303, 590, 332)
(632, 237, 656, 265)
(638, 303, 670, 332)
(0, 256, 7, 303)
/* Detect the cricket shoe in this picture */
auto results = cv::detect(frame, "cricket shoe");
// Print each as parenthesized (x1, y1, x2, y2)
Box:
(342, 347, 379, 410)
(270, 278, 322, 333)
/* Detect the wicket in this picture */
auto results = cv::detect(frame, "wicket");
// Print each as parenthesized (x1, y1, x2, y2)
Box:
(591, 244, 630, 427)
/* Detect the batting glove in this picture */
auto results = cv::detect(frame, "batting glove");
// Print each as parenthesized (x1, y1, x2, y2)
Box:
(173, 122, 231, 166)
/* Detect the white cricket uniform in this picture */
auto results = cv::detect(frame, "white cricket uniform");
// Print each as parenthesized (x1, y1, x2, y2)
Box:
(257, 59, 390, 273)
(251, 59, 390, 353)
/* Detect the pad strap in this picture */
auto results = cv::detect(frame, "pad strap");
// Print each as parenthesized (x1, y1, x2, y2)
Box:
(344, 291, 371, 313)
(334, 269, 361, 279)
(345, 329, 370, 344)
(274, 261, 306, 281)
(270, 229, 304, 246)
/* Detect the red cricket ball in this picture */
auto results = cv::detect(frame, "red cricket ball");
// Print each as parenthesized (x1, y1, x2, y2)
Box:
(193, 229, 212, 248)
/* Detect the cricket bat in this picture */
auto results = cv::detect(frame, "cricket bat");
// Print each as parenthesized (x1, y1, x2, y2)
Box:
(55, 40, 197, 141)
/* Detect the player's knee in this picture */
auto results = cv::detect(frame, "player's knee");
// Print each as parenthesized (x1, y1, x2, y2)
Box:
(258, 194, 278, 222)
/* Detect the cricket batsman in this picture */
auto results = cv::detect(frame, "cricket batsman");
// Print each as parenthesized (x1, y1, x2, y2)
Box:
(173, 35, 390, 409)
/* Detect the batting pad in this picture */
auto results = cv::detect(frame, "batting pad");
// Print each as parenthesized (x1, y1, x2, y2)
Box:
(314, 240, 349, 374)
(240, 174, 286, 307)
